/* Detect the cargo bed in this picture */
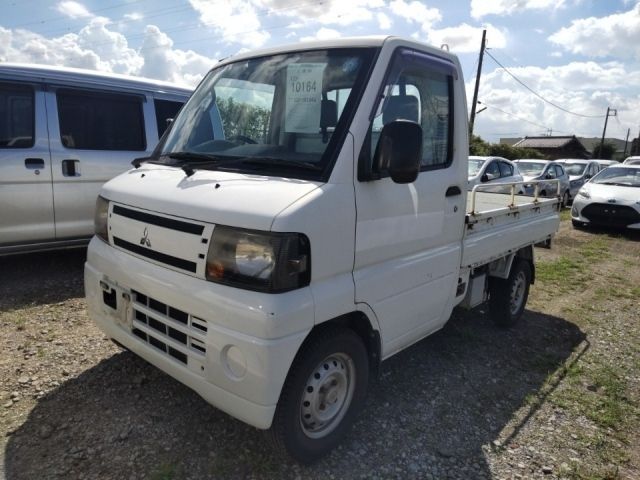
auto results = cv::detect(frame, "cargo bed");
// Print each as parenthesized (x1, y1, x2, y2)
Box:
(462, 191, 560, 269)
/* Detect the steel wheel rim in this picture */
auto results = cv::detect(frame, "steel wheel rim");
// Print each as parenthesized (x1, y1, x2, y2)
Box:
(300, 353, 355, 439)
(509, 271, 526, 315)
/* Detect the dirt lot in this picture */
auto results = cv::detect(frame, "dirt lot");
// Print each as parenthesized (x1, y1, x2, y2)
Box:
(1, 215, 639, 480)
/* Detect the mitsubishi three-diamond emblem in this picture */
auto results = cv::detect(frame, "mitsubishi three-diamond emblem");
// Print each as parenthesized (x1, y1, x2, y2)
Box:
(139, 226, 151, 247)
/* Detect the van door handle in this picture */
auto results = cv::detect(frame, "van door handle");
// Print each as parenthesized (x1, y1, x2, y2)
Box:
(25, 158, 45, 170)
(445, 185, 462, 197)
(62, 159, 81, 177)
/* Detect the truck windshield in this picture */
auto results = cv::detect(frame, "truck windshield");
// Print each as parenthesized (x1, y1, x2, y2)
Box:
(158, 48, 376, 180)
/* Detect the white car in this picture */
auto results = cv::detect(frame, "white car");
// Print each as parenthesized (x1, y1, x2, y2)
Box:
(554, 159, 600, 199)
(571, 165, 640, 229)
(623, 156, 640, 165)
(468, 156, 524, 194)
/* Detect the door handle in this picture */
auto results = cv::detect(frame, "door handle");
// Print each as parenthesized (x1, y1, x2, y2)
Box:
(62, 159, 81, 177)
(445, 185, 462, 197)
(25, 158, 44, 169)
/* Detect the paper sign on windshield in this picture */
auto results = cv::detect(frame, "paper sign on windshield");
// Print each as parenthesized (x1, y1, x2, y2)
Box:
(285, 63, 325, 134)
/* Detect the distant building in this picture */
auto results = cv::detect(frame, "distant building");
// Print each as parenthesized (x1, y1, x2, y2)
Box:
(500, 135, 632, 159)
(512, 135, 590, 159)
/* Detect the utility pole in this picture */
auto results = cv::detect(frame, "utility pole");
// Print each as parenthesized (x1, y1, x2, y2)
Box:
(469, 29, 486, 137)
(623, 128, 630, 157)
(598, 106, 617, 157)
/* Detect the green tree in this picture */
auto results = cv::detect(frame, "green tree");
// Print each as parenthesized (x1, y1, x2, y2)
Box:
(216, 97, 271, 142)
(592, 142, 616, 159)
(469, 134, 546, 160)
(470, 134, 489, 155)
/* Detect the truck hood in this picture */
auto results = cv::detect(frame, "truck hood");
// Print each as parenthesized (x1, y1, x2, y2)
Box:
(101, 165, 322, 231)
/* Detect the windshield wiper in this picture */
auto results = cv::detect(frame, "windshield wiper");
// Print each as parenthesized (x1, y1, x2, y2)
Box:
(131, 156, 168, 168)
(239, 157, 322, 172)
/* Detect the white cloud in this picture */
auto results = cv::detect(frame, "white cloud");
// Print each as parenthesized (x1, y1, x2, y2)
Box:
(56, 0, 94, 19)
(265, 0, 384, 27)
(0, 21, 214, 88)
(389, 0, 441, 30)
(471, 60, 640, 141)
(427, 23, 507, 53)
(188, 0, 270, 47)
(300, 27, 342, 42)
(470, 0, 567, 20)
(549, 3, 640, 59)
(377, 12, 392, 29)
(123, 12, 143, 21)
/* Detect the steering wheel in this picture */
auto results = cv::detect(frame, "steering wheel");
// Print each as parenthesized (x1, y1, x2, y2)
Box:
(227, 134, 257, 145)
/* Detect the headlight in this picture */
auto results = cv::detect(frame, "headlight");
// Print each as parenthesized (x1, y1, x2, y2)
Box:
(206, 226, 310, 293)
(577, 189, 590, 199)
(94, 195, 109, 242)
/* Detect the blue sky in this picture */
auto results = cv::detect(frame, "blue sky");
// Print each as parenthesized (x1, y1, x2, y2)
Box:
(2, 0, 639, 144)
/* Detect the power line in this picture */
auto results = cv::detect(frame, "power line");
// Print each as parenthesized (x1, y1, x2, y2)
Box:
(478, 100, 551, 131)
(485, 50, 605, 119)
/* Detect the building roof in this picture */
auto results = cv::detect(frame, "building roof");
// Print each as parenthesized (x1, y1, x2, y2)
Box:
(513, 136, 580, 149)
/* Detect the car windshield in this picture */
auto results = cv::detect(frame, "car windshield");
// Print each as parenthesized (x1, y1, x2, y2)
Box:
(468, 159, 486, 176)
(563, 163, 587, 175)
(592, 167, 640, 187)
(516, 162, 546, 176)
(158, 48, 375, 179)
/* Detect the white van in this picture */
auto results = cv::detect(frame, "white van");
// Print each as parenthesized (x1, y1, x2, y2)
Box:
(0, 64, 191, 255)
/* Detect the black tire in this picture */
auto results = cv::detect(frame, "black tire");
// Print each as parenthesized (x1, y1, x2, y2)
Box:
(268, 327, 369, 464)
(489, 260, 531, 328)
(561, 191, 570, 208)
(572, 219, 585, 229)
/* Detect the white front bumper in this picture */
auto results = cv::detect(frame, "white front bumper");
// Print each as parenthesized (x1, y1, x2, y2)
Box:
(84, 237, 314, 429)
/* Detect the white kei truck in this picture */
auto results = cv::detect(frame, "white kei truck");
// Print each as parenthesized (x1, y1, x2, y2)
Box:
(85, 36, 560, 463)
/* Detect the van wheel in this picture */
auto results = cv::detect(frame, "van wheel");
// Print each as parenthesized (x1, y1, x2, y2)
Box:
(489, 260, 531, 328)
(561, 191, 570, 208)
(268, 327, 369, 464)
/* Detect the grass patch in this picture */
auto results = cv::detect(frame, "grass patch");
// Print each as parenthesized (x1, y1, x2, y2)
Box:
(150, 463, 177, 480)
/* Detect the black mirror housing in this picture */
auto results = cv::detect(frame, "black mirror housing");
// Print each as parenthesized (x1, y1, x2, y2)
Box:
(373, 120, 422, 184)
(480, 173, 489, 183)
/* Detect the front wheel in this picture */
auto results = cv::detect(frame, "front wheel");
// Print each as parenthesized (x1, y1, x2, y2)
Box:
(268, 327, 369, 464)
(489, 260, 531, 328)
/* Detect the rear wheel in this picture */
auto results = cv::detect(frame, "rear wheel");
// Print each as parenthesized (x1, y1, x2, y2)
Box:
(489, 260, 531, 328)
(268, 327, 369, 464)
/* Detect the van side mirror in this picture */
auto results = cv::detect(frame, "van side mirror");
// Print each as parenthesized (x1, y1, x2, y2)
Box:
(373, 120, 422, 184)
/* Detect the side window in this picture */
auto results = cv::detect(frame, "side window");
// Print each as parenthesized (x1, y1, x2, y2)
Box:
(485, 161, 500, 179)
(555, 165, 565, 177)
(370, 48, 454, 173)
(57, 89, 145, 151)
(0, 83, 34, 148)
(546, 165, 557, 178)
(154, 99, 184, 138)
(499, 161, 513, 177)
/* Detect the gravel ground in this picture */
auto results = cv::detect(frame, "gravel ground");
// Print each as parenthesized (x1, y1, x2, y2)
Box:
(1, 217, 639, 479)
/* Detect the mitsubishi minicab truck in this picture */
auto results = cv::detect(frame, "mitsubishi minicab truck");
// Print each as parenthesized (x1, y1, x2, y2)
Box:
(85, 36, 561, 463)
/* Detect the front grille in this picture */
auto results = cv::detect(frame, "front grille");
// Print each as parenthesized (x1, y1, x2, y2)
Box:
(581, 203, 640, 227)
(130, 290, 208, 369)
(113, 237, 198, 273)
(113, 205, 204, 235)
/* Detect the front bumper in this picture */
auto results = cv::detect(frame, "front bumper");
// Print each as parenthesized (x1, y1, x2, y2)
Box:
(85, 237, 314, 429)
(571, 197, 640, 229)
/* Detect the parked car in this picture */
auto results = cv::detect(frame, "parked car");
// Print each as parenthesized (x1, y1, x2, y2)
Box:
(571, 165, 640, 229)
(623, 156, 640, 165)
(554, 159, 601, 199)
(468, 156, 524, 194)
(513, 159, 571, 206)
(593, 159, 618, 170)
(0, 63, 192, 255)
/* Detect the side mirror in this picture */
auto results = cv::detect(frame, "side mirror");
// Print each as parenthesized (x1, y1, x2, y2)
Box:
(373, 120, 422, 184)
(585, 174, 592, 179)
(480, 173, 489, 183)
(545, 172, 553, 179)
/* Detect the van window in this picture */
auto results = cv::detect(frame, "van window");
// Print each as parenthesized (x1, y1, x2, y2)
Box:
(57, 89, 145, 151)
(499, 161, 513, 177)
(0, 83, 34, 149)
(154, 99, 184, 138)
